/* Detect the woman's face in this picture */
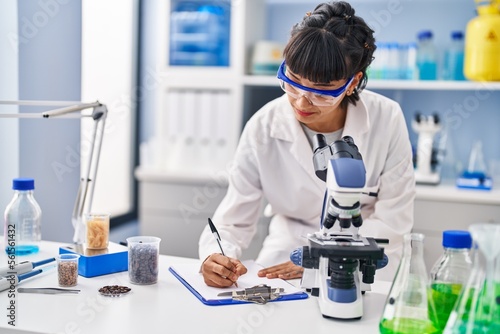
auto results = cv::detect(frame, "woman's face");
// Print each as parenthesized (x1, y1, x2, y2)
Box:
(284, 68, 361, 133)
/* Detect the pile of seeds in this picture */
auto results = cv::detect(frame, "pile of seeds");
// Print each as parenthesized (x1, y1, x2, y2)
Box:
(98, 285, 131, 297)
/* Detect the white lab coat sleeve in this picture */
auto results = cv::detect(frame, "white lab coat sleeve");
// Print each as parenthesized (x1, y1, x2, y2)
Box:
(198, 120, 264, 261)
(361, 106, 416, 281)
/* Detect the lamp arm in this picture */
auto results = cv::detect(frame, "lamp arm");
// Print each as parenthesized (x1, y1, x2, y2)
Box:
(42, 102, 102, 118)
(0, 100, 107, 244)
(71, 105, 108, 243)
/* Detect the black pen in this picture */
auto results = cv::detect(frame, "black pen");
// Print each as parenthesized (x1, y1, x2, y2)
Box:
(207, 218, 238, 287)
(208, 218, 225, 256)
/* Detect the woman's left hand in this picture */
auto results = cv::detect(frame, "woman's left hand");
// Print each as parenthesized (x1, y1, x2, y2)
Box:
(257, 261, 304, 280)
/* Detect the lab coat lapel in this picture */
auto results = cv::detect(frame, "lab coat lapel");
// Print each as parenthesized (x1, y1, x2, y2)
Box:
(270, 99, 325, 191)
(342, 96, 370, 151)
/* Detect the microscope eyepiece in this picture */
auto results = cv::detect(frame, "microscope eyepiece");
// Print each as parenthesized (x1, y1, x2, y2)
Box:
(342, 136, 354, 144)
(313, 134, 328, 153)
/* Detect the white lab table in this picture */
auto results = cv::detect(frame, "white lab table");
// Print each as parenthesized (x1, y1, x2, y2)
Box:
(0, 241, 390, 334)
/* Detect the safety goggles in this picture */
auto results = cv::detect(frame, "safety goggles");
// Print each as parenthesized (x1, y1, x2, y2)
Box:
(276, 61, 353, 107)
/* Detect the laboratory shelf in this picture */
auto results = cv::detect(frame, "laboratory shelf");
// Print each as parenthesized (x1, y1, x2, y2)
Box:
(415, 183, 500, 205)
(135, 167, 229, 186)
(367, 80, 500, 91)
(243, 75, 500, 91)
(137, 167, 499, 205)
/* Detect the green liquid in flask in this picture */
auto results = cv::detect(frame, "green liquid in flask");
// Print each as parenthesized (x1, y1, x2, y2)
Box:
(431, 283, 463, 329)
(380, 318, 440, 334)
(447, 282, 500, 334)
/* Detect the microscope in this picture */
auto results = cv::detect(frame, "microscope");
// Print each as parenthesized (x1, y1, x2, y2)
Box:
(412, 112, 441, 185)
(290, 135, 386, 320)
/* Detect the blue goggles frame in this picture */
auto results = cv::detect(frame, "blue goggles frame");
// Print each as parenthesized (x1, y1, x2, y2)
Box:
(276, 60, 353, 97)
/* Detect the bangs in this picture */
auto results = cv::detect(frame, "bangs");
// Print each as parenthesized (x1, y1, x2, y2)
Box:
(283, 29, 351, 83)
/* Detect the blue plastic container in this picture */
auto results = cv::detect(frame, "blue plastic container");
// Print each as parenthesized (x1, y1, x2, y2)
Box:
(59, 243, 128, 278)
(442, 31, 466, 81)
(169, 1, 231, 66)
(416, 30, 438, 80)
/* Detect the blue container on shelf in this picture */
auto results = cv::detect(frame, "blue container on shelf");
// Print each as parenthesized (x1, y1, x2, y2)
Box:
(169, 1, 231, 67)
(416, 30, 438, 80)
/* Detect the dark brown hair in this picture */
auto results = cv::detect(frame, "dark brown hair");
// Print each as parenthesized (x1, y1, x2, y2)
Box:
(283, 1, 376, 108)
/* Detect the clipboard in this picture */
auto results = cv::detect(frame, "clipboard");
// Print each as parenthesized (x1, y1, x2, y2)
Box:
(169, 260, 308, 306)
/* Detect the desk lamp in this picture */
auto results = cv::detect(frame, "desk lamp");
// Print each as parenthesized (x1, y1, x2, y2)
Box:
(0, 100, 108, 244)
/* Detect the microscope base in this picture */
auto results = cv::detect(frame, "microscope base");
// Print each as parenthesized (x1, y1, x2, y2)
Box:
(415, 171, 440, 185)
(322, 314, 362, 320)
(318, 294, 363, 319)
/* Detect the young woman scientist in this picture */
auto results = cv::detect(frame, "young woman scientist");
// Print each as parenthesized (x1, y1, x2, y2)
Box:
(199, 1, 415, 287)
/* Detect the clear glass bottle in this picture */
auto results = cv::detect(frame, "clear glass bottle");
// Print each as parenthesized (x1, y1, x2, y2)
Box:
(430, 230, 473, 331)
(3, 178, 42, 255)
(380, 233, 440, 334)
(416, 30, 438, 80)
(445, 223, 500, 334)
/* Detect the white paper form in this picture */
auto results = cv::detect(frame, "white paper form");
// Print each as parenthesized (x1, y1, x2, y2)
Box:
(169, 260, 305, 301)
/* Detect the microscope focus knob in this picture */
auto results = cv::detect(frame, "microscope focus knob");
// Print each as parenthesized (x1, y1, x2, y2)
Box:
(361, 262, 376, 284)
(290, 247, 303, 266)
(290, 246, 317, 269)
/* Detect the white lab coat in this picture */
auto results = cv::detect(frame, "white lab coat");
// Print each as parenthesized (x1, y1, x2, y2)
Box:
(199, 90, 415, 281)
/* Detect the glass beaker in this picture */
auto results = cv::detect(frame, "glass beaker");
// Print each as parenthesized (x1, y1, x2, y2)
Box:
(380, 233, 440, 334)
(85, 213, 110, 250)
(444, 223, 500, 334)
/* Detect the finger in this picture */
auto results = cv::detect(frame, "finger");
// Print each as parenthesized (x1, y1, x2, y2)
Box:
(212, 254, 236, 271)
(210, 254, 238, 276)
(209, 259, 239, 283)
(277, 269, 304, 280)
(262, 265, 296, 278)
(265, 268, 297, 279)
(264, 265, 304, 279)
(257, 262, 291, 277)
(202, 260, 237, 285)
(229, 259, 248, 276)
(203, 272, 237, 288)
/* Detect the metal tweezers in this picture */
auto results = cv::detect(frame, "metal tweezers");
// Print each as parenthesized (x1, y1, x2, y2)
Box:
(217, 284, 283, 304)
(17, 287, 80, 294)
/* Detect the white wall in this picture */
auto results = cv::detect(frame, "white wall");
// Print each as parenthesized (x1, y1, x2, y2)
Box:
(19, 0, 82, 243)
(81, 0, 138, 217)
(0, 0, 19, 220)
(0, 0, 83, 243)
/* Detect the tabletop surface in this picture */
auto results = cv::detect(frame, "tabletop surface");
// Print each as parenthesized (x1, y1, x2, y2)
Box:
(0, 241, 391, 334)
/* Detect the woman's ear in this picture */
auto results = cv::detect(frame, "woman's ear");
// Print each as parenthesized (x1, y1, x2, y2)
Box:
(350, 71, 364, 91)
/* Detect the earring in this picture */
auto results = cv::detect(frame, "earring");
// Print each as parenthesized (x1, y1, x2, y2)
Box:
(347, 90, 351, 95)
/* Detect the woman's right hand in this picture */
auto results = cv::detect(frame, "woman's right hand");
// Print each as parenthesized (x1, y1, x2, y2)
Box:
(200, 253, 247, 287)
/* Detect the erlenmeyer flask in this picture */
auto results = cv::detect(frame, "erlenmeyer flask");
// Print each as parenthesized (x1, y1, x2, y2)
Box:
(444, 223, 500, 334)
(380, 233, 440, 334)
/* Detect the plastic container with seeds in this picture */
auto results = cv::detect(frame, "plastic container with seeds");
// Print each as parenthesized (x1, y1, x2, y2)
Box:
(57, 254, 80, 287)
